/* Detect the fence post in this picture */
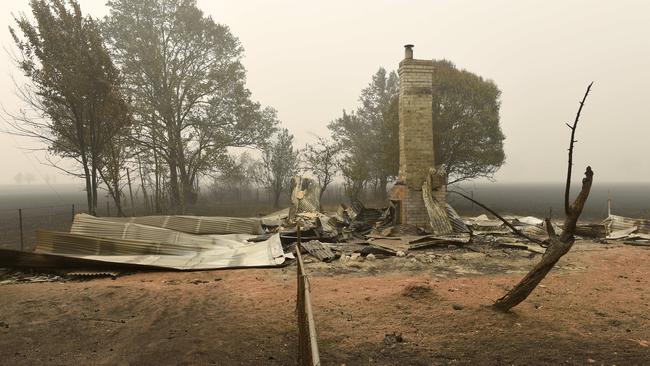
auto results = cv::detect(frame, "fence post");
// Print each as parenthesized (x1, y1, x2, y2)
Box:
(18, 208, 24, 251)
(72, 204, 75, 220)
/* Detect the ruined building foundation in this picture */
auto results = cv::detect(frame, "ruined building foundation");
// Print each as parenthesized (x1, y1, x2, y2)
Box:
(390, 44, 446, 228)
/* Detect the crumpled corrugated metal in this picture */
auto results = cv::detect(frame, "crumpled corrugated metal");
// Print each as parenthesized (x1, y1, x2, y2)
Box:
(603, 214, 650, 236)
(103, 214, 264, 235)
(35, 229, 285, 270)
(422, 168, 453, 235)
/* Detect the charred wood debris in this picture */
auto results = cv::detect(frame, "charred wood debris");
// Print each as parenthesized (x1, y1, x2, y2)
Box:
(263, 177, 625, 265)
(0, 175, 646, 284)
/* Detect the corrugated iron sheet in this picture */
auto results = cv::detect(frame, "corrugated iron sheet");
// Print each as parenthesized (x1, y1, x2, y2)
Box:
(103, 214, 264, 235)
(446, 204, 470, 233)
(291, 176, 321, 213)
(463, 214, 504, 228)
(367, 234, 471, 253)
(408, 234, 471, 249)
(301, 240, 335, 262)
(0, 248, 166, 270)
(261, 208, 290, 226)
(65, 271, 119, 279)
(602, 214, 650, 235)
(35, 230, 285, 270)
(71, 214, 254, 251)
(422, 172, 453, 235)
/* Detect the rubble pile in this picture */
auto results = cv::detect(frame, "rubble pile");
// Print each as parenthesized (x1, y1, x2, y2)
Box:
(257, 180, 559, 264)
(1, 176, 646, 273)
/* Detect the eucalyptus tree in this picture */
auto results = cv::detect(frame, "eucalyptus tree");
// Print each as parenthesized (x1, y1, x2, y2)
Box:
(329, 68, 398, 199)
(302, 137, 341, 203)
(431, 60, 505, 184)
(9, 0, 131, 214)
(104, 0, 277, 212)
(257, 128, 299, 208)
(329, 62, 505, 200)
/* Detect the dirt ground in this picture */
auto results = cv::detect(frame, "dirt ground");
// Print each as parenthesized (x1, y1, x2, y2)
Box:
(1, 242, 649, 365)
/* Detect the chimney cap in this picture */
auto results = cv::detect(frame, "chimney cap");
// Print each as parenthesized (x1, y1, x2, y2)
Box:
(404, 44, 414, 59)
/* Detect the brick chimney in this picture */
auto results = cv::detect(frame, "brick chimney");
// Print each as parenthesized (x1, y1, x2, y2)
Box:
(390, 44, 444, 228)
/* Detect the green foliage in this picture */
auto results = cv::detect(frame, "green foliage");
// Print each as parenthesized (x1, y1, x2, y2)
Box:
(104, 0, 277, 210)
(302, 137, 341, 200)
(329, 68, 398, 199)
(431, 60, 505, 184)
(330, 62, 505, 196)
(257, 128, 299, 208)
(10, 0, 131, 214)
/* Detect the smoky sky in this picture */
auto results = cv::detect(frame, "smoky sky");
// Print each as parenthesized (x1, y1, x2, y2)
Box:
(1, 0, 649, 184)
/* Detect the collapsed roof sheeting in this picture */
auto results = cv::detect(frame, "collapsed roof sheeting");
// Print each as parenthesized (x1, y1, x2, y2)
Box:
(35, 230, 285, 270)
(261, 208, 290, 226)
(446, 204, 471, 233)
(71, 214, 256, 250)
(463, 214, 504, 228)
(103, 214, 264, 235)
(422, 171, 453, 235)
(367, 234, 472, 253)
(0, 248, 169, 270)
(14, 213, 289, 271)
(603, 214, 650, 236)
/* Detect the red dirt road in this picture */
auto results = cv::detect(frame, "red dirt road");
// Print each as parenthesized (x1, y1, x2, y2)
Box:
(1, 244, 649, 365)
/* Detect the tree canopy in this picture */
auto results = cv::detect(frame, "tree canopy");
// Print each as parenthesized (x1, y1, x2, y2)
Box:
(104, 0, 277, 212)
(329, 61, 505, 198)
(256, 128, 299, 208)
(329, 67, 398, 199)
(431, 60, 505, 184)
(9, 0, 130, 214)
(302, 136, 341, 203)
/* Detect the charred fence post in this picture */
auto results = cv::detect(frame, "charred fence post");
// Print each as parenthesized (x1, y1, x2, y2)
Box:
(295, 223, 321, 366)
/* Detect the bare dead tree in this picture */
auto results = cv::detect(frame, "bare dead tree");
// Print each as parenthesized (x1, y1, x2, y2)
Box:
(493, 82, 594, 312)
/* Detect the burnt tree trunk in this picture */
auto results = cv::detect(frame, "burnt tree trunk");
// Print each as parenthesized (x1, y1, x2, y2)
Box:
(493, 82, 594, 312)
(494, 167, 593, 311)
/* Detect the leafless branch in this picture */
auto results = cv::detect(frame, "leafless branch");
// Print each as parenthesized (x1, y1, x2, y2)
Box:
(565, 82, 593, 215)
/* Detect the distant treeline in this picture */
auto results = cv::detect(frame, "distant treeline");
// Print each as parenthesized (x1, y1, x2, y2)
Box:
(1, 182, 647, 220)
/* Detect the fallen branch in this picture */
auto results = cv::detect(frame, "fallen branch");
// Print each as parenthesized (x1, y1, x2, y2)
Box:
(448, 190, 544, 245)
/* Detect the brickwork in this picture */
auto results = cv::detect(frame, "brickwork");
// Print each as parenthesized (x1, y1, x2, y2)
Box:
(390, 45, 444, 228)
(398, 59, 436, 191)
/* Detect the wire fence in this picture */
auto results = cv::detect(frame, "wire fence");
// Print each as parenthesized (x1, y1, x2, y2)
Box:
(0, 202, 325, 364)
(0, 204, 87, 252)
